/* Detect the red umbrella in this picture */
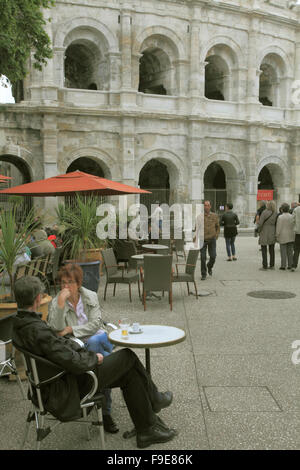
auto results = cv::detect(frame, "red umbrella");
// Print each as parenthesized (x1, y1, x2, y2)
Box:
(0, 174, 12, 183)
(0, 171, 150, 196)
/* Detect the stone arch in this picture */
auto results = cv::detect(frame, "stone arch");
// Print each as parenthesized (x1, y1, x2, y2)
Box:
(200, 36, 244, 65)
(61, 147, 121, 180)
(201, 152, 245, 215)
(133, 26, 186, 95)
(257, 155, 289, 187)
(201, 37, 242, 101)
(257, 45, 292, 76)
(137, 149, 187, 204)
(53, 18, 118, 90)
(54, 17, 118, 52)
(133, 26, 186, 59)
(0, 150, 36, 214)
(258, 49, 289, 107)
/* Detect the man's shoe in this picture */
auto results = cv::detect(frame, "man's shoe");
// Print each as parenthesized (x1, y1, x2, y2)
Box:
(137, 423, 178, 449)
(279, 267, 285, 270)
(201, 275, 206, 280)
(103, 415, 119, 433)
(291, 268, 295, 272)
(153, 391, 173, 413)
(207, 268, 212, 276)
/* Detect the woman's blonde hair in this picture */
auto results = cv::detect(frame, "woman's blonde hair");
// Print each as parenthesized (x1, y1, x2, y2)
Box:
(266, 200, 276, 212)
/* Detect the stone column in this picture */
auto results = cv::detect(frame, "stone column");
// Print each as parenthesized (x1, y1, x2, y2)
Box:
(29, 9, 58, 103)
(188, 13, 202, 115)
(246, 17, 261, 118)
(53, 47, 66, 89)
(244, 125, 259, 226)
(120, 8, 136, 107)
(120, 117, 136, 208)
(41, 115, 59, 220)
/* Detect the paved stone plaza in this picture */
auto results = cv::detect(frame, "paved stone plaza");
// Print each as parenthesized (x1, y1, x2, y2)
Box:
(1, 236, 300, 450)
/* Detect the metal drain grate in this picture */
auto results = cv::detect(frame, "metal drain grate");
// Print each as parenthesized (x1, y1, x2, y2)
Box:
(247, 290, 296, 299)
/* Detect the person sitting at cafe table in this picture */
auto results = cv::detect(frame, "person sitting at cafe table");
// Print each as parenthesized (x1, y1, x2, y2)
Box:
(13, 275, 177, 449)
(47, 263, 118, 433)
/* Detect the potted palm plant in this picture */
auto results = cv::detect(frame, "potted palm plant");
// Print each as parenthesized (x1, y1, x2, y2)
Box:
(0, 204, 52, 319)
(56, 194, 107, 292)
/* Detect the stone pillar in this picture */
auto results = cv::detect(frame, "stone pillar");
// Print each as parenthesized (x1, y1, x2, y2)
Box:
(28, 9, 58, 103)
(246, 18, 261, 118)
(107, 52, 122, 91)
(41, 115, 59, 220)
(245, 126, 259, 226)
(120, 117, 136, 207)
(53, 47, 66, 89)
(120, 8, 136, 107)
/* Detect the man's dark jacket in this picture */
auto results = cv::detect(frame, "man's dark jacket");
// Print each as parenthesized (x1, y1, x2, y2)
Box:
(13, 310, 98, 421)
(220, 210, 240, 238)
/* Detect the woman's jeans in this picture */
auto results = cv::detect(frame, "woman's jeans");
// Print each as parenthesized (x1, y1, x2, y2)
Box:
(85, 331, 114, 415)
(225, 237, 236, 257)
(261, 244, 275, 269)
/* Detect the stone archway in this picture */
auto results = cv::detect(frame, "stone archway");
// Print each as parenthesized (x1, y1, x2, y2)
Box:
(257, 158, 289, 207)
(137, 149, 186, 208)
(66, 157, 105, 177)
(0, 154, 33, 216)
(202, 153, 245, 219)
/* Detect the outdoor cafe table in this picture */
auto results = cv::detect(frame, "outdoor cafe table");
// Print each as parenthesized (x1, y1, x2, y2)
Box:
(108, 324, 186, 376)
(142, 243, 169, 252)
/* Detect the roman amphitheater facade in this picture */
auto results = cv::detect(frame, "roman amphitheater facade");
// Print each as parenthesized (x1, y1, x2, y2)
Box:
(1, 0, 300, 226)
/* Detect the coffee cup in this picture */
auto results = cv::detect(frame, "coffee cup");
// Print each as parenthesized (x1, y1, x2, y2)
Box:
(132, 322, 140, 332)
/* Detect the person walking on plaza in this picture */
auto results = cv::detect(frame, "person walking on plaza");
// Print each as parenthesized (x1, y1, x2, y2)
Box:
(257, 200, 277, 270)
(12, 276, 177, 449)
(47, 263, 118, 434)
(195, 200, 220, 280)
(275, 203, 295, 270)
(291, 203, 300, 271)
(220, 203, 240, 261)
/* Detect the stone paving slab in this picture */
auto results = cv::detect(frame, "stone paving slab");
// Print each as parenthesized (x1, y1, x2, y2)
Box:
(1, 236, 300, 450)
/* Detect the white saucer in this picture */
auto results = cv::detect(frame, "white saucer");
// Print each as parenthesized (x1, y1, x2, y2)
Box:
(129, 327, 143, 334)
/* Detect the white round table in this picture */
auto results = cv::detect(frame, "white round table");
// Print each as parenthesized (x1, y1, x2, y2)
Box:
(108, 324, 186, 375)
(142, 244, 169, 252)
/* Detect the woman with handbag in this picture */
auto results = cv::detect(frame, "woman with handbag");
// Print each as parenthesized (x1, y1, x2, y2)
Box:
(257, 200, 277, 270)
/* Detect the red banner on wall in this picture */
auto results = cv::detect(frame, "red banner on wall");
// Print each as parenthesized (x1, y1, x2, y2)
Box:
(257, 189, 274, 201)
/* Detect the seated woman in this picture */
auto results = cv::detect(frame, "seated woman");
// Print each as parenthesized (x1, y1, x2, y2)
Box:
(47, 263, 118, 433)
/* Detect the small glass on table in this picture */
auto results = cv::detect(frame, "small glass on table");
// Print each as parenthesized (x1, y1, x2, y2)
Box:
(119, 318, 130, 339)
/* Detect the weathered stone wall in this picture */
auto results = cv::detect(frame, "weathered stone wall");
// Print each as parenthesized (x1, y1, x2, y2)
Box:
(0, 0, 300, 226)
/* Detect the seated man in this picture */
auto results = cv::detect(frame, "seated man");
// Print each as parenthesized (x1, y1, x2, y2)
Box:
(12, 276, 177, 449)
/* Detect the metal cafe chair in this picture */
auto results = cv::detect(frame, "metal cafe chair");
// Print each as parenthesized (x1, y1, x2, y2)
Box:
(142, 254, 173, 311)
(0, 313, 26, 399)
(13, 341, 106, 450)
(102, 248, 140, 302)
(172, 249, 200, 299)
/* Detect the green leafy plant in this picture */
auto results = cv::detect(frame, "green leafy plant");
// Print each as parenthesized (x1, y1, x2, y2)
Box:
(0, 206, 37, 299)
(56, 194, 107, 261)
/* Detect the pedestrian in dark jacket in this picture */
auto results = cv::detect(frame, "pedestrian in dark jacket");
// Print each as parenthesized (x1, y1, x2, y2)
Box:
(12, 276, 177, 449)
(220, 203, 240, 261)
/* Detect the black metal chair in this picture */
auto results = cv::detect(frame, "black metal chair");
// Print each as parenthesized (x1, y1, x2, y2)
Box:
(0, 313, 26, 399)
(13, 341, 106, 450)
(142, 254, 173, 311)
(172, 249, 199, 298)
(102, 248, 140, 301)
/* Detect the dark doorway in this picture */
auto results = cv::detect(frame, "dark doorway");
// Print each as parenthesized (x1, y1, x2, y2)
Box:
(139, 159, 170, 212)
(204, 162, 227, 214)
